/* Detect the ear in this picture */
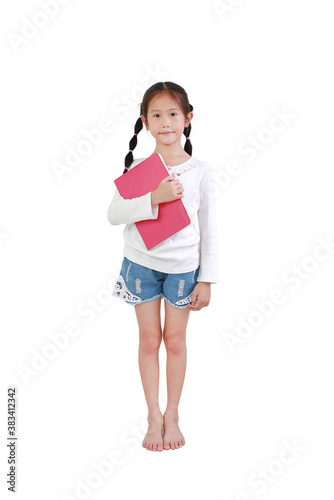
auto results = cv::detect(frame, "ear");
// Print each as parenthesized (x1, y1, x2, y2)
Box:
(185, 111, 193, 128)
(141, 115, 149, 130)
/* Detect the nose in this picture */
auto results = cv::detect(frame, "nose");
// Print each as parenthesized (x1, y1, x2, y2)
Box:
(162, 115, 171, 127)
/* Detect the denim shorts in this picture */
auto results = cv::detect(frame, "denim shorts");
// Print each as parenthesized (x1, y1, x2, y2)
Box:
(112, 257, 200, 309)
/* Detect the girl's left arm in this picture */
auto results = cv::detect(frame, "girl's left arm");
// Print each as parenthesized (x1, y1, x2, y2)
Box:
(196, 162, 220, 284)
(188, 163, 219, 311)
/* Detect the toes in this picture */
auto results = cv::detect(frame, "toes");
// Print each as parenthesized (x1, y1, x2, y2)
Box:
(162, 436, 185, 450)
(144, 440, 164, 451)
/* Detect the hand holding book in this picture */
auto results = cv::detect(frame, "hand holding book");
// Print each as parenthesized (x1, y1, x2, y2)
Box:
(151, 176, 184, 206)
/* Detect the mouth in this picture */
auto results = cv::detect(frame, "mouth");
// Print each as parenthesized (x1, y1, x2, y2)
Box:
(160, 132, 174, 135)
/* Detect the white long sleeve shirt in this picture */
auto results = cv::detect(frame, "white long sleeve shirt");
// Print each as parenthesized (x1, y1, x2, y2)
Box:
(107, 156, 219, 283)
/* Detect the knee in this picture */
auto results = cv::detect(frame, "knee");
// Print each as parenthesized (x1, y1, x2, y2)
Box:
(163, 331, 186, 355)
(139, 329, 162, 354)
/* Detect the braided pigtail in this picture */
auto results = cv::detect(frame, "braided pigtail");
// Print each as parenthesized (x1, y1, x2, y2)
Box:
(183, 103, 193, 156)
(123, 117, 143, 174)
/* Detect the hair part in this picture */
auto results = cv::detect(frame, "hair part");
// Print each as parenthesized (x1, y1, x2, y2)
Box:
(123, 82, 193, 173)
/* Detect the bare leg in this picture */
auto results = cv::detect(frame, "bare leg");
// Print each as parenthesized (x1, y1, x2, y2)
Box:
(162, 300, 191, 450)
(134, 297, 164, 452)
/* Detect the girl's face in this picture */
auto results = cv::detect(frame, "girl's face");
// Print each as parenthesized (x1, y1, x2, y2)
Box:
(141, 93, 192, 147)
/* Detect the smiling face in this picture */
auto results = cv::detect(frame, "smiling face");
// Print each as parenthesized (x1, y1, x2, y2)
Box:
(141, 92, 193, 148)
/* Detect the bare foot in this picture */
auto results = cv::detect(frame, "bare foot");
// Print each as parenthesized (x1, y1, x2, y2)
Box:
(142, 410, 164, 452)
(163, 409, 185, 450)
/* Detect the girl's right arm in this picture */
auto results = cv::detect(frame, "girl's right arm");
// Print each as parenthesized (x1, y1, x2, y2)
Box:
(107, 186, 159, 225)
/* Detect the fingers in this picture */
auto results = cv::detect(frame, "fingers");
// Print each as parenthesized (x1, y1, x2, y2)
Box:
(188, 302, 200, 310)
(170, 177, 183, 187)
(174, 181, 184, 196)
(188, 299, 209, 310)
(167, 177, 183, 199)
(188, 296, 198, 310)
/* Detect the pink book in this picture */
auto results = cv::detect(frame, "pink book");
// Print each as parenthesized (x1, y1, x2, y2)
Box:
(114, 153, 191, 250)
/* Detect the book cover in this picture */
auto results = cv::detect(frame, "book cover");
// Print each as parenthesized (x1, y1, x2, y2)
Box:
(114, 153, 191, 250)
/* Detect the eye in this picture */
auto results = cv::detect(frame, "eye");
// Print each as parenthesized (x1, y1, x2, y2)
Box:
(153, 114, 160, 118)
(171, 112, 177, 116)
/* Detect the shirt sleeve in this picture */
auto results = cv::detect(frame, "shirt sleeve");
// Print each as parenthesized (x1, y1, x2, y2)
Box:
(107, 185, 159, 225)
(197, 163, 220, 283)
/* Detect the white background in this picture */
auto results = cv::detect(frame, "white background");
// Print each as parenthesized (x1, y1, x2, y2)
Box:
(1, 0, 333, 498)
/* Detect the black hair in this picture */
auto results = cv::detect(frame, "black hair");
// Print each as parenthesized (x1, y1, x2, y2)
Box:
(123, 81, 193, 173)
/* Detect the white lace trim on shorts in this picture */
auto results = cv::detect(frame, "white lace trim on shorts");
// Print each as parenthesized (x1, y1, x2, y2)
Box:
(112, 275, 142, 303)
(175, 293, 193, 305)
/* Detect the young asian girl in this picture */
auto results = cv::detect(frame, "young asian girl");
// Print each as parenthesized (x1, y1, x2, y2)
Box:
(107, 81, 219, 452)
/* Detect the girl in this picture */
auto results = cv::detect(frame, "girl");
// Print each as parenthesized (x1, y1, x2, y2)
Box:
(107, 81, 219, 452)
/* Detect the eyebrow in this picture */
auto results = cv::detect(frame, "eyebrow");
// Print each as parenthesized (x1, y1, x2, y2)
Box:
(150, 108, 179, 113)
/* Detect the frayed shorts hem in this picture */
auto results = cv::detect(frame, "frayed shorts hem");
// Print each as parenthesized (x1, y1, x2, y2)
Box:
(113, 292, 190, 309)
(117, 292, 164, 307)
(162, 295, 190, 309)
